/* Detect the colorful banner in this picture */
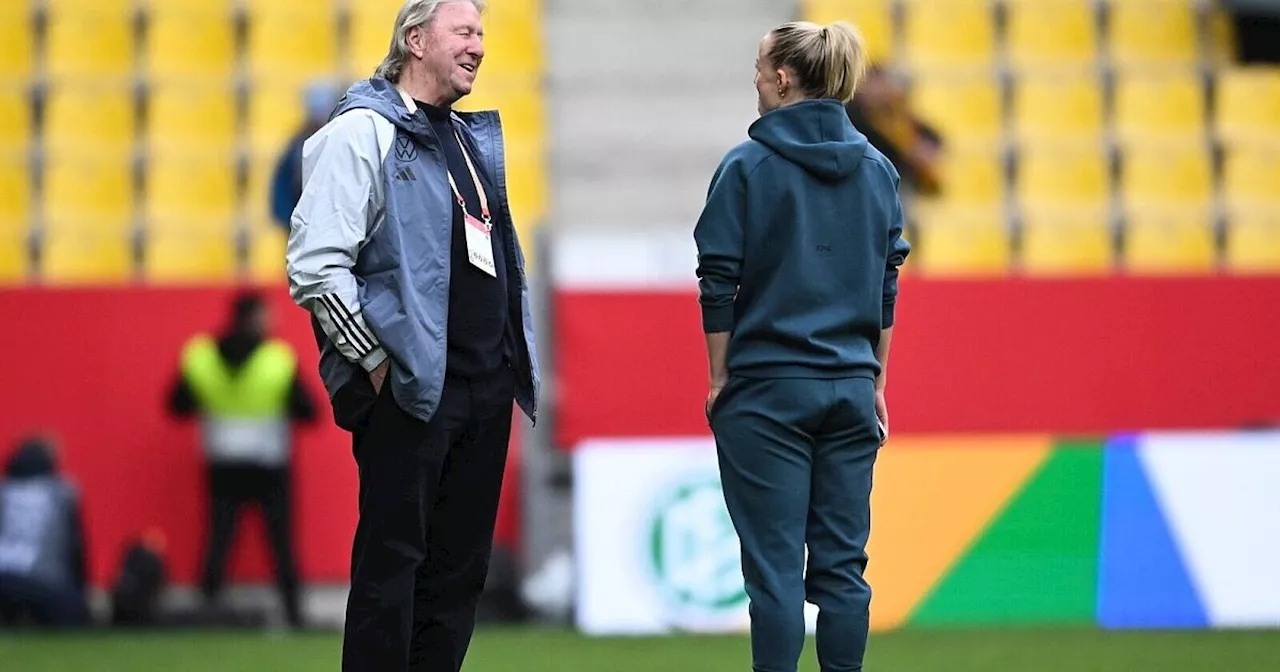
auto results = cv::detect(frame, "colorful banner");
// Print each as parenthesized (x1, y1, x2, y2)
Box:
(573, 431, 1280, 635)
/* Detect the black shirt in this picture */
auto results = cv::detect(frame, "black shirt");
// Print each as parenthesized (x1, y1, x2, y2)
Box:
(418, 101, 512, 380)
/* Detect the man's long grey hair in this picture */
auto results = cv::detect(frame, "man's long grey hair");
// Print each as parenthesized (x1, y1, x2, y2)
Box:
(374, 0, 487, 82)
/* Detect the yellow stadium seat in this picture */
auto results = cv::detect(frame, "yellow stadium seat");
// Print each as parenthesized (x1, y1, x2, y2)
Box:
(247, 223, 287, 284)
(40, 229, 135, 284)
(1123, 208, 1216, 274)
(1109, 0, 1197, 69)
(1226, 210, 1280, 273)
(45, 0, 135, 10)
(1215, 67, 1280, 146)
(1012, 72, 1104, 143)
(454, 79, 547, 147)
(0, 6, 35, 80)
(43, 151, 136, 222)
(0, 228, 28, 283)
(1004, 0, 1098, 70)
(1021, 208, 1113, 275)
(144, 150, 238, 220)
(0, 87, 31, 151)
(902, 0, 995, 70)
(1120, 142, 1213, 210)
(246, 9, 338, 82)
(146, 81, 238, 151)
(143, 228, 238, 283)
(1223, 146, 1280, 211)
(478, 4, 545, 78)
(348, 0, 405, 75)
(45, 11, 136, 80)
(934, 147, 1005, 205)
(802, 0, 894, 64)
(1017, 146, 1110, 208)
(245, 151, 279, 224)
(910, 74, 1002, 147)
(1113, 71, 1205, 145)
(44, 83, 137, 153)
(247, 82, 307, 154)
(0, 154, 31, 222)
(502, 138, 547, 229)
(144, 8, 236, 78)
(913, 205, 1011, 276)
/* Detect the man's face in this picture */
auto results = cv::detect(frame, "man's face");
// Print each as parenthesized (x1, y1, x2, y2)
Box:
(421, 1, 485, 103)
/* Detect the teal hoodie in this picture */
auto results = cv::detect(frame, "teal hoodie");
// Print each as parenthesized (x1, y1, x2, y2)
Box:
(694, 99, 911, 380)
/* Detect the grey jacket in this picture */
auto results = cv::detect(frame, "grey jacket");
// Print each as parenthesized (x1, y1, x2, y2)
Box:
(286, 78, 539, 424)
(0, 477, 81, 589)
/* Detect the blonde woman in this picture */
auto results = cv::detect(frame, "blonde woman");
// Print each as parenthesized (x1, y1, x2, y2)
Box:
(696, 21, 911, 672)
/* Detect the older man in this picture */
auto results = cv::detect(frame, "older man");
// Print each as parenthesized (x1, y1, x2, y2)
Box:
(285, 0, 539, 669)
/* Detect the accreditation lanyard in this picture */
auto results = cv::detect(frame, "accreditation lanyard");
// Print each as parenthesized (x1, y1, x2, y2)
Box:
(445, 129, 492, 232)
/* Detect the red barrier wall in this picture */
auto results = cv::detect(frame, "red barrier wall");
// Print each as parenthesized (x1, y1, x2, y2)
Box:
(0, 286, 522, 588)
(553, 277, 1280, 448)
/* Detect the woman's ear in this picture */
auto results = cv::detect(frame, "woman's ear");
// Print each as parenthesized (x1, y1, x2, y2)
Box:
(775, 69, 791, 101)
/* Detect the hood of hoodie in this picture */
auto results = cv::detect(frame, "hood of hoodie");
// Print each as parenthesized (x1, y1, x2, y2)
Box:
(331, 78, 432, 137)
(5, 438, 56, 479)
(748, 99, 869, 182)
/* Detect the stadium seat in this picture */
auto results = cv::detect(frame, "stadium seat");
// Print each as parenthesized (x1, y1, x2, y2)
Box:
(1011, 72, 1105, 143)
(247, 223, 287, 284)
(1108, 0, 1198, 69)
(0, 154, 31, 222)
(1120, 142, 1213, 210)
(0, 87, 31, 151)
(1004, 0, 1098, 70)
(473, 2, 544, 78)
(44, 83, 137, 152)
(913, 205, 1011, 276)
(146, 81, 238, 151)
(143, 228, 238, 283)
(44, 0, 135, 10)
(1017, 145, 1110, 208)
(910, 74, 1003, 147)
(1215, 67, 1280, 146)
(348, 0, 406, 76)
(144, 7, 236, 79)
(144, 150, 238, 220)
(245, 9, 338, 82)
(901, 0, 996, 70)
(43, 151, 136, 222)
(1207, 7, 1239, 66)
(1225, 210, 1280, 273)
(801, 0, 894, 64)
(1223, 145, 1280, 211)
(245, 151, 280, 224)
(0, 227, 28, 283)
(934, 146, 1005, 205)
(45, 11, 136, 80)
(1123, 208, 1216, 274)
(0, 5, 34, 80)
(1020, 208, 1113, 275)
(247, 81, 307, 154)
(40, 228, 135, 284)
(1113, 71, 1205, 145)
(454, 79, 548, 150)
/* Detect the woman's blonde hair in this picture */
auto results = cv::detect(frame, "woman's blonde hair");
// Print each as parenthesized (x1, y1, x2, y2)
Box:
(767, 20, 868, 103)
(374, 0, 487, 82)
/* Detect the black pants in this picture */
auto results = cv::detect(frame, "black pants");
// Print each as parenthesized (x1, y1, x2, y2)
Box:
(340, 368, 515, 672)
(0, 573, 90, 628)
(200, 464, 302, 626)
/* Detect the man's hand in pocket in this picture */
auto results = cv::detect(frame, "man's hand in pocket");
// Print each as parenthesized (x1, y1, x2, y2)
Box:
(369, 360, 390, 394)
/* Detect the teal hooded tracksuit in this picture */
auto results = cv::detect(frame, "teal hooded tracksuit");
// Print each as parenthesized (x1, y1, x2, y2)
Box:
(695, 99, 911, 672)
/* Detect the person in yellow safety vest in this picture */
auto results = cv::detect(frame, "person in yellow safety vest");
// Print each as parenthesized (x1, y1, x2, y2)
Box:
(167, 292, 317, 628)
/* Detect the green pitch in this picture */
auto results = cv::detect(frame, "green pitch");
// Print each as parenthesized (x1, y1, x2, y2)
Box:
(2, 627, 1280, 671)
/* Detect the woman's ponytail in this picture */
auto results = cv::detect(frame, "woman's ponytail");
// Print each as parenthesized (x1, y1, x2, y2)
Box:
(768, 20, 869, 103)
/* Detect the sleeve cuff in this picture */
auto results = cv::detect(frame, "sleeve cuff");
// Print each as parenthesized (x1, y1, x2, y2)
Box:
(359, 347, 388, 372)
(702, 306, 735, 334)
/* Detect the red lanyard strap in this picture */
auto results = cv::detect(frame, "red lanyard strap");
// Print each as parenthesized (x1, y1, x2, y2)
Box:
(445, 129, 491, 224)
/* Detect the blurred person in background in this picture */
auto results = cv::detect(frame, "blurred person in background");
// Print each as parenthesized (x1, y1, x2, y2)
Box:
(167, 292, 317, 628)
(271, 81, 341, 231)
(844, 65, 942, 197)
(0, 435, 91, 628)
(696, 20, 909, 672)
(286, 0, 539, 669)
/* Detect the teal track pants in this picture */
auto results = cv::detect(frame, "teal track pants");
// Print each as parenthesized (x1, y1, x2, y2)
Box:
(710, 376, 881, 672)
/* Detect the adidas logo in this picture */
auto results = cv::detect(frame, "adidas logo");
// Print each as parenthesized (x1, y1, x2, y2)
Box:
(393, 167, 417, 182)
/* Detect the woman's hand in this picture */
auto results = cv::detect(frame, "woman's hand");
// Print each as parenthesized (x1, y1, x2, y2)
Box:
(875, 389, 889, 445)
